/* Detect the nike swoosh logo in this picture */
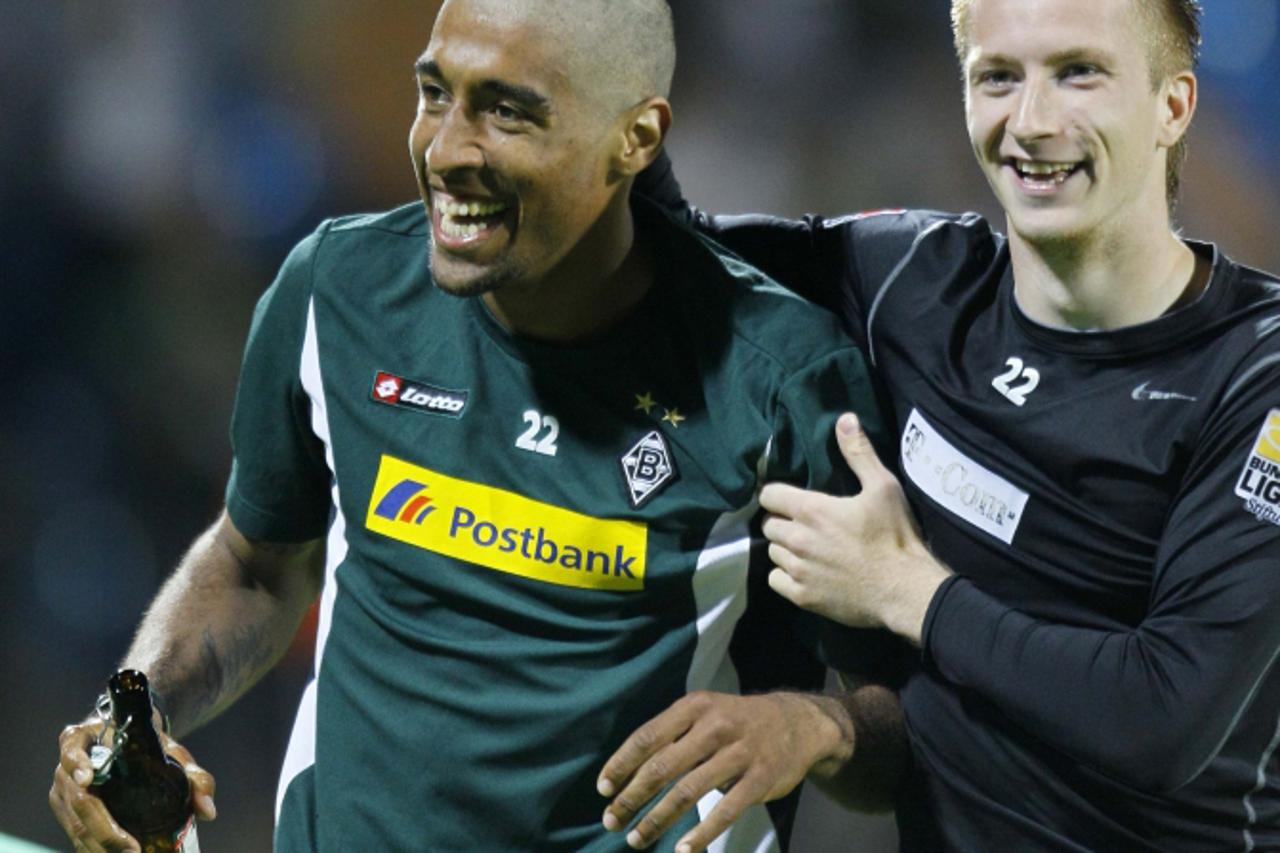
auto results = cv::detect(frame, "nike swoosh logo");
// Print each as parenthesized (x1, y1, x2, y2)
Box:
(1132, 381, 1197, 402)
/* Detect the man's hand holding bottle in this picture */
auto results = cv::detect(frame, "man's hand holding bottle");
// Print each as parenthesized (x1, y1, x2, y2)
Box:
(50, 671, 215, 853)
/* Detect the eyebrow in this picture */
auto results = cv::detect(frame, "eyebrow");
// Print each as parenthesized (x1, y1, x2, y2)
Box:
(414, 58, 551, 111)
(1044, 47, 1116, 67)
(971, 47, 1117, 69)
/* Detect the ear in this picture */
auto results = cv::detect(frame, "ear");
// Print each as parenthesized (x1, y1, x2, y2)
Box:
(611, 97, 672, 179)
(1157, 69, 1196, 150)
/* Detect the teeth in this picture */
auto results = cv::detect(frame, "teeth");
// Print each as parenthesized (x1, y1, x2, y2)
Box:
(1017, 160, 1077, 176)
(439, 218, 485, 238)
(434, 195, 510, 240)
(436, 197, 508, 218)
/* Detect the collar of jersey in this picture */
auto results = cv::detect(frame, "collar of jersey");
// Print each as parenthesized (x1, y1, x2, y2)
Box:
(467, 278, 667, 367)
(467, 215, 679, 368)
(1008, 240, 1231, 359)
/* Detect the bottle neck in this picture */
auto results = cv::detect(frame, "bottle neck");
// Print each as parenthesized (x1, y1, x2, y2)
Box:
(108, 671, 164, 755)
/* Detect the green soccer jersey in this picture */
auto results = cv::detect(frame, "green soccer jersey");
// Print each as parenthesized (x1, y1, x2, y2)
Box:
(224, 200, 888, 852)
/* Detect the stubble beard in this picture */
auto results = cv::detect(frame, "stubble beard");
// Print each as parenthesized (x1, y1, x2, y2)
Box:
(430, 251, 527, 299)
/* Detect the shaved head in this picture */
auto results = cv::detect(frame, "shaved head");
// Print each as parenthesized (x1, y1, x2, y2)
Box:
(412, 0, 676, 301)
(439, 0, 675, 115)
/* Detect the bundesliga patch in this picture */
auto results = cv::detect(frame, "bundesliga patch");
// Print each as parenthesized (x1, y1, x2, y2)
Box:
(367, 455, 647, 591)
(619, 430, 677, 508)
(371, 371, 468, 418)
(1235, 409, 1280, 526)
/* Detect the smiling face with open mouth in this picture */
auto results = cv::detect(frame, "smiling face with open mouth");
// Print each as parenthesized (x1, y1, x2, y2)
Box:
(408, 1, 621, 299)
(961, 0, 1179, 247)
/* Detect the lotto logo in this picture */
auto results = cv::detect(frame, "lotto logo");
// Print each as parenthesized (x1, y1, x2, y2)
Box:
(373, 373, 402, 402)
(370, 370, 468, 418)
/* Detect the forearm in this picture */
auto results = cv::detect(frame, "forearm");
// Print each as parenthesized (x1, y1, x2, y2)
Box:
(801, 677, 908, 813)
(926, 571, 1280, 792)
(634, 150, 844, 314)
(121, 513, 322, 737)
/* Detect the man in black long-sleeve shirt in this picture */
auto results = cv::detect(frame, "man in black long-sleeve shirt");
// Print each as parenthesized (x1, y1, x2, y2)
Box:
(600, 0, 1280, 849)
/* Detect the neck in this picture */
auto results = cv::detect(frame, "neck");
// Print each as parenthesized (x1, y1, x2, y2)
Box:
(1009, 213, 1202, 331)
(482, 189, 652, 343)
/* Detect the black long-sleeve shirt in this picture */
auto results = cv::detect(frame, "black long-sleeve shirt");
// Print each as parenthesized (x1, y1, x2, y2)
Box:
(641, 155, 1280, 850)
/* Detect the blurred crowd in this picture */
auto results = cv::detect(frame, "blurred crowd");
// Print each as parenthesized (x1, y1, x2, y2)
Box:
(3, 2, 1277, 849)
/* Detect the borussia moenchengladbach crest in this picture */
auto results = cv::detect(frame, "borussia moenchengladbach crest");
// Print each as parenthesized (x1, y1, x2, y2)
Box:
(619, 430, 678, 508)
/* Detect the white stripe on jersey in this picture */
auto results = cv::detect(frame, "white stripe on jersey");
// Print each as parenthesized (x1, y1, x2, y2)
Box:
(685, 446, 781, 853)
(1225, 352, 1280, 404)
(275, 296, 349, 821)
(275, 678, 318, 821)
(1242, 712, 1280, 852)
(865, 219, 949, 368)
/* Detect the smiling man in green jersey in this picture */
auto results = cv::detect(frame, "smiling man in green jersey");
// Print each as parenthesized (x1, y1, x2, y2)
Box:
(50, 2, 903, 851)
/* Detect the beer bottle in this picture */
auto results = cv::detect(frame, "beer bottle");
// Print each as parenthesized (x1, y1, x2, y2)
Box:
(88, 670, 200, 853)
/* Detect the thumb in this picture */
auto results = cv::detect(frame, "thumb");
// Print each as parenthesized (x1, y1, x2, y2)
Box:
(836, 413, 889, 487)
(164, 738, 217, 820)
(186, 763, 218, 820)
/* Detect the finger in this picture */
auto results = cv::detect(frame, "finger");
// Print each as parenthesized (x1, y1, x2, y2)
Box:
(67, 787, 137, 852)
(765, 518, 825, 565)
(186, 762, 218, 820)
(835, 413, 892, 488)
(604, 739, 706, 833)
(50, 773, 101, 853)
(767, 567, 806, 607)
(623, 754, 741, 851)
(163, 738, 218, 819)
(758, 481, 810, 517)
(59, 723, 102, 788)
(53, 767, 138, 852)
(598, 700, 697, 800)
(766, 542, 798, 575)
(672, 772, 768, 853)
(759, 514, 799, 548)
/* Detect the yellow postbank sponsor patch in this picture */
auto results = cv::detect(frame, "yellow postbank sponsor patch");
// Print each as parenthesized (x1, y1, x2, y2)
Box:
(366, 454, 647, 591)
(1236, 409, 1280, 526)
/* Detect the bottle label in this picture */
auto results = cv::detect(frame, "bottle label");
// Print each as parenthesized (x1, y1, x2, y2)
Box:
(89, 744, 116, 784)
(175, 816, 200, 853)
(140, 816, 199, 853)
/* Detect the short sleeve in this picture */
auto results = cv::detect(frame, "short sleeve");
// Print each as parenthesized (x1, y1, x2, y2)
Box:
(766, 344, 891, 490)
(767, 345, 906, 681)
(224, 226, 333, 543)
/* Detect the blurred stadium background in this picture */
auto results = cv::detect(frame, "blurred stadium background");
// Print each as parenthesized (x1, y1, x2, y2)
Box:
(2, 1, 1278, 849)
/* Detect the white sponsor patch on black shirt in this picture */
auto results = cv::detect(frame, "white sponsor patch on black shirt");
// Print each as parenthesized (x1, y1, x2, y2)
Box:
(900, 408, 1029, 545)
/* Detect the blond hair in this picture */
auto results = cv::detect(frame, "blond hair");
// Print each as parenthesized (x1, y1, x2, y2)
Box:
(950, 0, 1202, 208)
